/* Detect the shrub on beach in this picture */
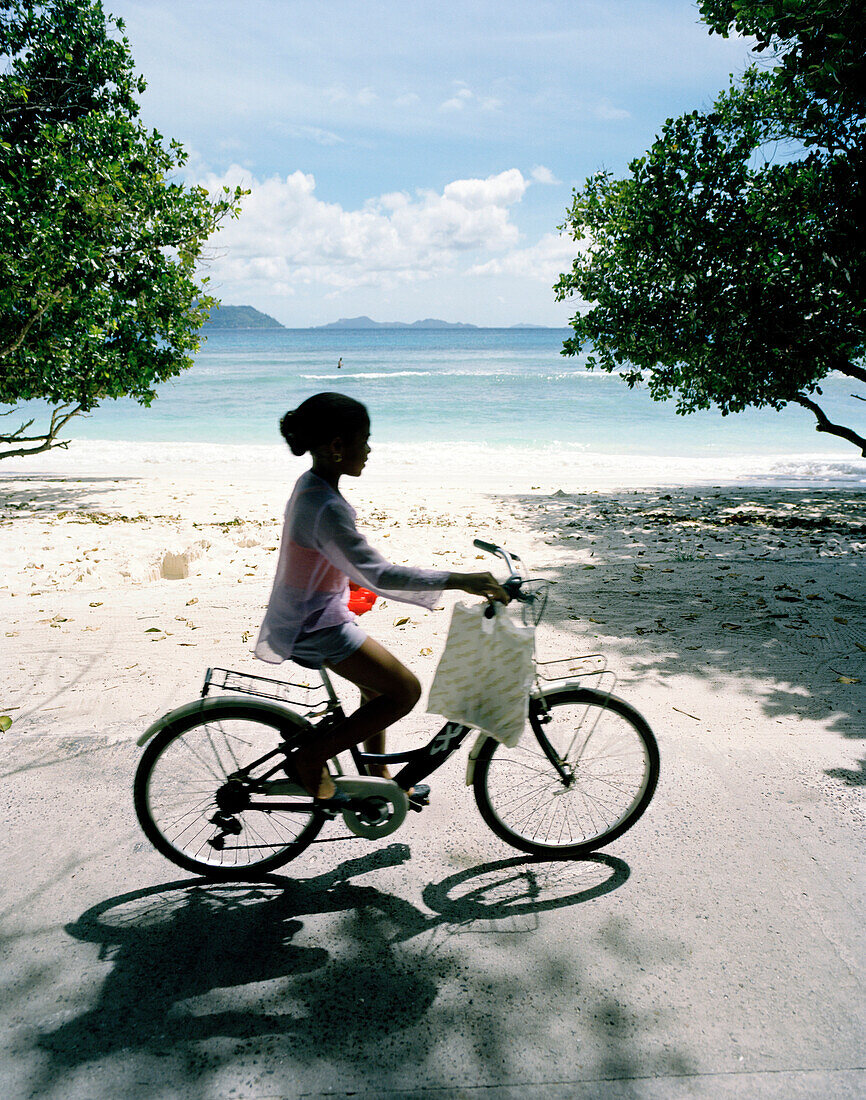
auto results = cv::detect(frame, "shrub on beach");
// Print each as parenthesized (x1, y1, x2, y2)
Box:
(555, 0, 865, 455)
(0, 0, 246, 459)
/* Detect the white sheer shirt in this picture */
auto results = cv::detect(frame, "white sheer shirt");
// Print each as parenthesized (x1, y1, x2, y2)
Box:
(255, 470, 449, 664)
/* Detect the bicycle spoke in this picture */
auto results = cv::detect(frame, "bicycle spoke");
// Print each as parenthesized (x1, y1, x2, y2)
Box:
(475, 690, 657, 855)
(173, 728, 228, 783)
(137, 711, 322, 874)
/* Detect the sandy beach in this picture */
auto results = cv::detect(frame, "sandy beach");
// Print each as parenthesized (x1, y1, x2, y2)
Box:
(2, 445, 864, 752)
(1, 445, 864, 1097)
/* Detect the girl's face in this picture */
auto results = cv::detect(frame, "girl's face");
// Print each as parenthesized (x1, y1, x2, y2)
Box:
(340, 424, 371, 477)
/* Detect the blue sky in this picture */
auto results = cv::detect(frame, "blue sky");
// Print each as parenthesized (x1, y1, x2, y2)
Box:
(115, 0, 755, 326)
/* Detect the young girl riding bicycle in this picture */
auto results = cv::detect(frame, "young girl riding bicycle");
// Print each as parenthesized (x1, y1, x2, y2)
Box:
(254, 392, 508, 806)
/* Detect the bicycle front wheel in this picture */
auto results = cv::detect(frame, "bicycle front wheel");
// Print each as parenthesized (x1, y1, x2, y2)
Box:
(134, 702, 324, 878)
(473, 687, 659, 857)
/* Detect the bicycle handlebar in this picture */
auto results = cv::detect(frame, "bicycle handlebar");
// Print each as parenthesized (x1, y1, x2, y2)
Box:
(472, 538, 526, 599)
(472, 537, 499, 556)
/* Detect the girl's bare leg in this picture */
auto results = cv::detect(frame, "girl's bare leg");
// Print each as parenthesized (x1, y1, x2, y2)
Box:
(291, 637, 421, 799)
(359, 688, 392, 779)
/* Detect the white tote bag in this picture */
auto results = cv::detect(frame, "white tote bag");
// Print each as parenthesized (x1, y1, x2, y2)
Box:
(427, 602, 536, 747)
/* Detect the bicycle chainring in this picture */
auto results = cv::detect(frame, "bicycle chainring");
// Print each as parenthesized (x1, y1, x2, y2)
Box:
(333, 776, 409, 839)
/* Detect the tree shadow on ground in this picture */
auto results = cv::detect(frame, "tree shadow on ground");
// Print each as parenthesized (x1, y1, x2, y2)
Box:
(498, 487, 865, 785)
(25, 844, 689, 1095)
(0, 474, 148, 519)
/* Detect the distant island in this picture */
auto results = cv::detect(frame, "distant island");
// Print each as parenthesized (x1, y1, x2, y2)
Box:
(314, 316, 558, 330)
(201, 305, 285, 329)
(201, 308, 563, 331)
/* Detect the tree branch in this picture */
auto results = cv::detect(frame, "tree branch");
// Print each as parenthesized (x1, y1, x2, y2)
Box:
(833, 361, 866, 386)
(0, 413, 36, 437)
(0, 403, 85, 460)
(0, 292, 60, 361)
(794, 395, 866, 455)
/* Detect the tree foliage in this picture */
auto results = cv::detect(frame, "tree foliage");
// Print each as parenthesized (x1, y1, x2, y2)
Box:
(0, 0, 244, 458)
(555, 0, 865, 453)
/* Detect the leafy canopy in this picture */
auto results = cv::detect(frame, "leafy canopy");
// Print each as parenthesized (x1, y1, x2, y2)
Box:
(0, 0, 245, 458)
(555, 0, 865, 453)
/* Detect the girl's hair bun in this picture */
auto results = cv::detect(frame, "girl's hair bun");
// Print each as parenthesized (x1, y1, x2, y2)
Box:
(279, 393, 369, 457)
(279, 410, 308, 456)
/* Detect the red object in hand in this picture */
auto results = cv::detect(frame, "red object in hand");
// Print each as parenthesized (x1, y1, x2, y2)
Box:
(347, 582, 378, 615)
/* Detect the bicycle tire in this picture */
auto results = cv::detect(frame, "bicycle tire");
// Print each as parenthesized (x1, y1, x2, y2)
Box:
(473, 686, 659, 857)
(134, 701, 325, 878)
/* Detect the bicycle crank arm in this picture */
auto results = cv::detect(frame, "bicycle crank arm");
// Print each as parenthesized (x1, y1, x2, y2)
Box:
(333, 776, 409, 839)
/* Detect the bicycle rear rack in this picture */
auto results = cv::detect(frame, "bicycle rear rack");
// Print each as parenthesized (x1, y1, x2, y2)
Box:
(202, 667, 336, 719)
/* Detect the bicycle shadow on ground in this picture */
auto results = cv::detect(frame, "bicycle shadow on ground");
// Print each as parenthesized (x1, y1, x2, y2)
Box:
(33, 844, 628, 1079)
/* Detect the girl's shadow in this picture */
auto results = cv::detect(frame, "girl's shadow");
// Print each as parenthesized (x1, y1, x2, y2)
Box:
(36, 844, 628, 1068)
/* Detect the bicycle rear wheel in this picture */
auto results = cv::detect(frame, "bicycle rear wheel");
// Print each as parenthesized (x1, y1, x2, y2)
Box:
(134, 702, 324, 878)
(473, 687, 659, 857)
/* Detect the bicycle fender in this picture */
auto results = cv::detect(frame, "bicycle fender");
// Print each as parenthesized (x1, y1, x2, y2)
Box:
(465, 732, 489, 785)
(136, 696, 309, 747)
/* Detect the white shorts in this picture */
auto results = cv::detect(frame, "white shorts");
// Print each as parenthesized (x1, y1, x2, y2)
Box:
(290, 621, 367, 669)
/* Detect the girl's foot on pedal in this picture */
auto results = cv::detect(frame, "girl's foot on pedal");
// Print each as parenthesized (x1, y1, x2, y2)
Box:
(291, 757, 337, 800)
(289, 759, 353, 809)
(367, 763, 393, 781)
(368, 762, 420, 798)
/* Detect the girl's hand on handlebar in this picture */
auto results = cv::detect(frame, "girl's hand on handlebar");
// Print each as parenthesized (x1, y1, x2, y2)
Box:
(448, 571, 510, 604)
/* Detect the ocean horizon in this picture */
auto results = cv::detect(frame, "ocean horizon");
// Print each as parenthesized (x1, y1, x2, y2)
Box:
(4, 327, 865, 489)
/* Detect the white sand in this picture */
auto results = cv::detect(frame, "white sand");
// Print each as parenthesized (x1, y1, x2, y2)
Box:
(1, 440, 863, 782)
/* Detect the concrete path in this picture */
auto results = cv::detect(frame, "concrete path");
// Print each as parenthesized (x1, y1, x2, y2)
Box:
(0, 671, 862, 1100)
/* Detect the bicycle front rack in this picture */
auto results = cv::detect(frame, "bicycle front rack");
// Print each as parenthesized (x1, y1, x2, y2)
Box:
(533, 653, 617, 705)
(535, 653, 607, 681)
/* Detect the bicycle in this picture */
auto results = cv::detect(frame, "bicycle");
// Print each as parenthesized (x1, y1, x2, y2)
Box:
(134, 539, 660, 878)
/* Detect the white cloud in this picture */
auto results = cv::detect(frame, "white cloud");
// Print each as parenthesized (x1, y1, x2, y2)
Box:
(439, 84, 501, 113)
(468, 232, 579, 282)
(440, 87, 473, 111)
(323, 85, 379, 108)
(201, 167, 531, 293)
(277, 124, 345, 146)
(531, 165, 560, 185)
(594, 98, 631, 121)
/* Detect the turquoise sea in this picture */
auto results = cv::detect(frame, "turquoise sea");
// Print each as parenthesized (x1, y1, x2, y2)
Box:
(23, 327, 861, 463)
(6, 328, 865, 490)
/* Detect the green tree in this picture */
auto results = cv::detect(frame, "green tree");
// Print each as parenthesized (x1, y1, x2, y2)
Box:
(0, 0, 244, 458)
(555, 0, 865, 453)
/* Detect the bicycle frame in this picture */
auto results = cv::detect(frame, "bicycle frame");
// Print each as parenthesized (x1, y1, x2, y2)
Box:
(319, 665, 572, 795)
(311, 671, 481, 795)
(137, 649, 608, 815)
(350, 718, 475, 793)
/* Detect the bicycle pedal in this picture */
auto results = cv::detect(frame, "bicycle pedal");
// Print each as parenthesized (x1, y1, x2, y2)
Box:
(407, 784, 430, 811)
